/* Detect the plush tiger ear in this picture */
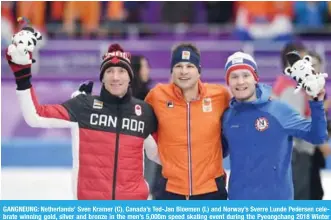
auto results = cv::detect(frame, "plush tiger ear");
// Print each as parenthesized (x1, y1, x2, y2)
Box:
(34, 31, 42, 41)
(286, 51, 301, 66)
(284, 67, 292, 76)
(303, 55, 312, 63)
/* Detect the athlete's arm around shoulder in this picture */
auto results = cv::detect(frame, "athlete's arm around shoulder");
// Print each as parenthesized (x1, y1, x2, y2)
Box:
(269, 98, 327, 145)
(218, 84, 231, 108)
(213, 84, 231, 158)
(205, 83, 231, 108)
(144, 87, 155, 106)
(138, 99, 161, 165)
(144, 83, 169, 107)
(221, 108, 232, 158)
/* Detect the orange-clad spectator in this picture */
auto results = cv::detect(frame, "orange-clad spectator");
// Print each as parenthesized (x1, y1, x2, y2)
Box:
(107, 1, 125, 21)
(63, 1, 100, 36)
(2, 2, 14, 24)
(17, 1, 46, 32)
(236, 1, 293, 22)
(1, 2, 15, 45)
(50, 2, 64, 21)
(234, 1, 294, 40)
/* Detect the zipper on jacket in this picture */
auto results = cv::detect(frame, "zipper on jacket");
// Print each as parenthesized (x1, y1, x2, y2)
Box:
(112, 104, 121, 200)
(186, 102, 193, 196)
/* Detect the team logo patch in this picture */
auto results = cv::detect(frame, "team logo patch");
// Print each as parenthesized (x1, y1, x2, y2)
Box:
(182, 51, 191, 60)
(232, 57, 243, 65)
(93, 99, 103, 109)
(167, 101, 174, 108)
(135, 104, 142, 116)
(255, 117, 269, 132)
(202, 98, 212, 112)
(110, 56, 120, 64)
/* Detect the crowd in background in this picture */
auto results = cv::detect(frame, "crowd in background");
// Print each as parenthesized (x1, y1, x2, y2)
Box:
(2, 1, 331, 40)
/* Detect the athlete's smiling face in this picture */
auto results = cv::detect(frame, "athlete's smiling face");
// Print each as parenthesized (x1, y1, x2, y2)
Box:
(172, 62, 200, 91)
(228, 69, 257, 102)
(103, 66, 130, 97)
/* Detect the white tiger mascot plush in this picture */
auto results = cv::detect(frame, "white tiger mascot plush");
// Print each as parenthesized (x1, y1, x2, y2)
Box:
(7, 26, 42, 65)
(284, 51, 327, 98)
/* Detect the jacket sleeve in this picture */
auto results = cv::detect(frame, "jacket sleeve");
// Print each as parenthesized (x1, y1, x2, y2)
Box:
(143, 94, 161, 164)
(221, 110, 230, 158)
(221, 90, 231, 159)
(278, 100, 328, 145)
(221, 132, 229, 158)
(16, 86, 78, 128)
(144, 134, 161, 165)
(144, 89, 154, 106)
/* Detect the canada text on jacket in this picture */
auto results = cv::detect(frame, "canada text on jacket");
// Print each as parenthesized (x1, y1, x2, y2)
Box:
(90, 113, 145, 133)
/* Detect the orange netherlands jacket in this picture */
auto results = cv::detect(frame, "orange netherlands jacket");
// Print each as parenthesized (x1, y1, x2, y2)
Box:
(145, 80, 230, 196)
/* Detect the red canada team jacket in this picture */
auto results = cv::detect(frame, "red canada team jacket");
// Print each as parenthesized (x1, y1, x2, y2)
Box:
(16, 85, 159, 200)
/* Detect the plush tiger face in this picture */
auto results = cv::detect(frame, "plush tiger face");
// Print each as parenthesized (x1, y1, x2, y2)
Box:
(7, 27, 43, 65)
(283, 51, 327, 98)
(11, 27, 42, 53)
(284, 55, 315, 84)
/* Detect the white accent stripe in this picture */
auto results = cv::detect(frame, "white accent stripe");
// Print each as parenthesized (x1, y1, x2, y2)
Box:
(16, 89, 76, 128)
(103, 51, 130, 62)
(143, 135, 160, 199)
(71, 123, 80, 200)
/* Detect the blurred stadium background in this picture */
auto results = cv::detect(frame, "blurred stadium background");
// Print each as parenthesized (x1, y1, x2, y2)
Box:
(1, 1, 331, 200)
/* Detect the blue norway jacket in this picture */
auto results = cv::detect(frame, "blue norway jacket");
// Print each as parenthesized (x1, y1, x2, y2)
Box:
(222, 83, 327, 200)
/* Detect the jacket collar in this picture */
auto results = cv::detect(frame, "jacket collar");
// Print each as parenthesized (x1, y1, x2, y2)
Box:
(171, 80, 206, 101)
(100, 85, 131, 104)
(229, 83, 272, 109)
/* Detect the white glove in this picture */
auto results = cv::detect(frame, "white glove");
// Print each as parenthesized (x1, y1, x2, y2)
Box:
(71, 90, 87, 98)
